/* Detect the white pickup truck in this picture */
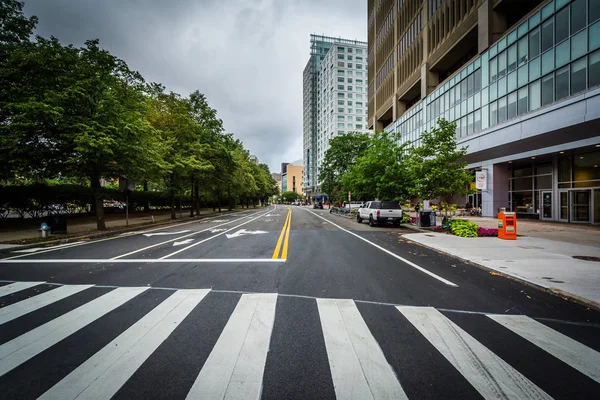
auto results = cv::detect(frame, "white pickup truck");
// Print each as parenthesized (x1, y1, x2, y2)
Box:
(356, 201, 403, 227)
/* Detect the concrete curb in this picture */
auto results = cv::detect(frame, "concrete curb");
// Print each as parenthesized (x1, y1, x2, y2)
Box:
(0, 208, 255, 253)
(404, 236, 600, 312)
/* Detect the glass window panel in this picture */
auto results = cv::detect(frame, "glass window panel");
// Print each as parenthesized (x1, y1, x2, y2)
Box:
(590, 22, 600, 51)
(542, 1, 555, 21)
(490, 101, 498, 126)
(571, 0, 586, 34)
(508, 71, 517, 92)
(498, 96, 507, 123)
(482, 86, 489, 104)
(508, 44, 517, 72)
(455, 85, 461, 103)
(518, 37, 528, 66)
(468, 74, 474, 96)
(461, 79, 468, 99)
(499, 37, 507, 52)
(474, 109, 482, 132)
(474, 68, 482, 92)
(542, 19, 554, 53)
(512, 177, 533, 191)
(555, 6, 569, 44)
(467, 113, 474, 134)
(590, 50, 600, 87)
(481, 104, 489, 129)
(518, 22, 529, 38)
(508, 30, 517, 46)
(508, 92, 517, 119)
(542, 74, 555, 106)
(461, 100, 467, 116)
(498, 76, 507, 97)
(571, 57, 587, 94)
(530, 79, 541, 110)
(542, 48, 555, 75)
(556, 40, 570, 68)
(530, 11, 541, 28)
(490, 58, 498, 82)
(518, 87, 528, 115)
(529, 56, 541, 80)
(498, 51, 507, 78)
(535, 176, 553, 189)
(569, 29, 588, 62)
(555, 65, 570, 100)
(591, 0, 600, 23)
(518, 65, 529, 87)
(556, 0, 569, 10)
(461, 116, 467, 137)
(474, 91, 481, 109)
(529, 27, 541, 59)
(468, 96, 474, 113)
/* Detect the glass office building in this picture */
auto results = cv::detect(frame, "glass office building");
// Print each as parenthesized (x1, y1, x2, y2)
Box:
(382, 0, 600, 223)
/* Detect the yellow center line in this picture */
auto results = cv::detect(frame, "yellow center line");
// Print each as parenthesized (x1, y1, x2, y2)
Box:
(272, 208, 291, 259)
(281, 208, 292, 259)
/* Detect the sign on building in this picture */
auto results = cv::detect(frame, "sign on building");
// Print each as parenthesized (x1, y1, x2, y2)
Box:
(475, 170, 487, 190)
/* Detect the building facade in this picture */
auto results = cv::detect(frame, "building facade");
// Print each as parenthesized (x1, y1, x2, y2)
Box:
(303, 35, 370, 197)
(369, 0, 600, 223)
(280, 160, 304, 196)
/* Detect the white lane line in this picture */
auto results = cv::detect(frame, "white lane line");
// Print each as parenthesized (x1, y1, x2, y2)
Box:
(0, 286, 147, 377)
(0, 281, 45, 297)
(0, 284, 93, 325)
(305, 209, 458, 287)
(111, 208, 273, 260)
(160, 209, 274, 259)
(11, 242, 86, 253)
(40, 289, 209, 400)
(317, 298, 407, 400)
(0, 210, 265, 261)
(397, 306, 551, 400)
(185, 293, 277, 400)
(488, 314, 600, 383)
(0, 258, 286, 264)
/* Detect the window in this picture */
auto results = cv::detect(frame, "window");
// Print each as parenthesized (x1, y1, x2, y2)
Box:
(571, 57, 587, 93)
(347, 123, 353, 128)
(338, 54, 344, 60)
(347, 48, 352, 53)
(356, 79, 363, 84)
(338, 107, 344, 112)
(518, 37, 528, 66)
(338, 93, 344, 98)
(467, 74, 474, 96)
(530, 79, 541, 110)
(347, 55, 353, 60)
(591, 0, 600, 23)
(357, 87, 363, 92)
(572, 29, 588, 60)
(356, 102, 363, 107)
(507, 92, 517, 119)
(498, 96, 507, 123)
(590, 50, 600, 87)
(541, 18, 554, 52)
(347, 108, 353, 113)
(518, 87, 528, 115)
(571, 0, 586, 34)
(348, 78, 353, 83)
(490, 101, 498, 125)
(356, 124, 363, 129)
(356, 116, 362, 122)
(357, 64, 363, 69)
(518, 65, 529, 87)
(356, 94, 363, 99)
(541, 74, 554, 106)
(338, 70, 344, 76)
(338, 85, 344, 90)
(356, 57, 363, 62)
(498, 51, 507, 78)
(338, 61, 344, 67)
(356, 109, 362, 114)
(356, 49, 363, 54)
(530, 27, 541, 59)
(348, 93, 353, 98)
(508, 44, 517, 72)
(474, 109, 482, 132)
(556, 6, 569, 44)
(337, 123, 344, 128)
(338, 100, 344, 105)
(461, 79, 468, 99)
(556, 40, 569, 68)
(555, 65, 570, 100)
(339, 47, 345, 52)
(338, 77, 344, 82)
(357, 72, 363, 77)
(347, 101, 353, 106)
(337, 115, 345, 121)
(347, 71, 353, 76)
(347, 86, 353, 91)
(467, 113, 474, 135)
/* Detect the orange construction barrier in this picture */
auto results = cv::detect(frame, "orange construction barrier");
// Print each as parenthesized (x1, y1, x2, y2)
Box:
(498, 211, 517, 240)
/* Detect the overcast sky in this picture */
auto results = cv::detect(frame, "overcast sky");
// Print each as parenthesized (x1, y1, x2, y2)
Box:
(22, 0, 367, 173)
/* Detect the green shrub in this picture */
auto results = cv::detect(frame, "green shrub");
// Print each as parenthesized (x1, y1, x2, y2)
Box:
(400, 213, 411, 223)
(449, 219, 478, 237)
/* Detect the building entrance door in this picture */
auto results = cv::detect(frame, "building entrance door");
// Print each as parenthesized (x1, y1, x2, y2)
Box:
(540, 191, 552, 220)
(570, 190, 591, 223)
(559, 190, 569, 222)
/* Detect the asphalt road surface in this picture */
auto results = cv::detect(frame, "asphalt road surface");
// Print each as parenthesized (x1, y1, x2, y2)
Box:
(0, 205, 598, 399)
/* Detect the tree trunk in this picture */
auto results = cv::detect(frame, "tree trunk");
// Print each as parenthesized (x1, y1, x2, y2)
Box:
(190, 179, 195, 217)
(143, 180, 150, 212)
(195, 183, 201, 216)
(217, 194, 222, 213)
(90, 173, 106, 231)
(170, 189, 176, 219)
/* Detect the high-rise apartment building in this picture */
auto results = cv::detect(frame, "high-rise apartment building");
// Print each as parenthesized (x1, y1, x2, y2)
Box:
(368, 0, 600, 224)
(303, 35, 370, 197)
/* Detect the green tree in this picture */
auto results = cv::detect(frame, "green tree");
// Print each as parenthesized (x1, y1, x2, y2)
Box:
(342, 131, 411, 201)
(281, 191, 299, 203)
(318, 132, 369, 202)
(406, 118, 473, 202)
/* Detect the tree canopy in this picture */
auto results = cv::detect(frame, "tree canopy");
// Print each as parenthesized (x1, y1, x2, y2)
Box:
(0, 0, 278, 229)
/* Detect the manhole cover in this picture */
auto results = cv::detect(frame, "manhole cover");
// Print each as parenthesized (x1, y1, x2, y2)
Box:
(573, 255, 600, 262)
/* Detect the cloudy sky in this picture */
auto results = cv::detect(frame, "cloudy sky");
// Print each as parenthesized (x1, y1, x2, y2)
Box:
(22, 0, 367, 173)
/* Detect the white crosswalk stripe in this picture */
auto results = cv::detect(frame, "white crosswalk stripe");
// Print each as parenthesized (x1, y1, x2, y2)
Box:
(0, 281, 45, 297)
(397, 306, 551, 400)
(488, 314, 600, 384)
(0, 286, 148, 377)
(185, 293, 278, 400)
(0, 281, 598, 399)
(40, 289, 210, 400)
(0, 284, 93, 325)
(317, 298, 408, 400)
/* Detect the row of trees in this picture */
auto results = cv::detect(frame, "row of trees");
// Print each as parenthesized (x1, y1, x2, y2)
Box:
(318, 119, 473, 206)
(0, 1, 278, 229)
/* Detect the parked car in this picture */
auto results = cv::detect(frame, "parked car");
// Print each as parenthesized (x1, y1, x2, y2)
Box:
(313, 201, 323, 209)
(357, 201, 403, 226)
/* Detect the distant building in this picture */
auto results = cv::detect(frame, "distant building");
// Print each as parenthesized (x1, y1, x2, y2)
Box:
(281, 160, 304, 196)
(271, 172, 282, 194)
(249, 155, 259, 164)
(303, 34, 370, 197)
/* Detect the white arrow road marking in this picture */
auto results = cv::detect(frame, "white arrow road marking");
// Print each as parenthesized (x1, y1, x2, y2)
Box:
(143, 230, 190, 237)
(173, 239, 195, 247)
(211, 220, 228, 223)
(12, 242, 85, 254)
(225, 229, 268, 239)
(264, 214, 280, 217)
(209, 228, 227, 233)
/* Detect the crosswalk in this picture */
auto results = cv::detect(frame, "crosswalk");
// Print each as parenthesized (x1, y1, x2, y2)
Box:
(0, 281, 599, 399)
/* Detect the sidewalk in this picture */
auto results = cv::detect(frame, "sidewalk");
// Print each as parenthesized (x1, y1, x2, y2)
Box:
(0, 208, 243, 245)
(402, 227, 600, 308)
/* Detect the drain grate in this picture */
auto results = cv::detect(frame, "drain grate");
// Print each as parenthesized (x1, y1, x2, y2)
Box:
(572, 255, 600, 262)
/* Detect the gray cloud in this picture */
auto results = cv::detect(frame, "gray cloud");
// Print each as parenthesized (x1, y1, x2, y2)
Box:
(23, 0, 367, 172)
